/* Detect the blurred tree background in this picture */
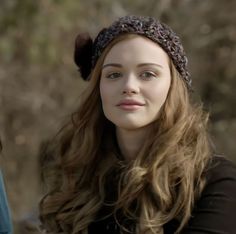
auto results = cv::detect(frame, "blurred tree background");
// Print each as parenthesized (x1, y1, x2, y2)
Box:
(0, 0, 235, 233)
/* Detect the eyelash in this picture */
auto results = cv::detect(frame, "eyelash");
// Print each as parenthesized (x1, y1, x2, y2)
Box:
(140, 71, 158, 79)
(105, 72, 122, 79)
(104, 71, 158, 80)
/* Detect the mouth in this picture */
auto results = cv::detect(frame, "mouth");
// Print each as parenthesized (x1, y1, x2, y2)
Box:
(116, 100, 145, 110)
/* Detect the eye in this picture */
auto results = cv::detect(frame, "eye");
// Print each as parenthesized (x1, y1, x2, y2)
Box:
(140, 71, 157, 80)
(106, 72, 122, 79)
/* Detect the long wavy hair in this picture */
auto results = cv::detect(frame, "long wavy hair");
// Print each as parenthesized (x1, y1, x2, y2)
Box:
(39, 34, 212, 234)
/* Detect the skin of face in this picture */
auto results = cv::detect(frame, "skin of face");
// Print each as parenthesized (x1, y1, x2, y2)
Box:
(100, 36, 171, 132)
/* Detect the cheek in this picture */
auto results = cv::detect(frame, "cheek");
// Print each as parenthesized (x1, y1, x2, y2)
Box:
(99, 85, 105, 103)
(99, 83, 115, 121)
(99, 82, 113, 106)
(150, 82, 170, 105)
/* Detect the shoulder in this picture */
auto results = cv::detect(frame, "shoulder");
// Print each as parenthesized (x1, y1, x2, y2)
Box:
(204, 155, 236, 191)
(182, 156, 236, 233)
(201, 155, 236, 206)
(193, 155, 236, 231)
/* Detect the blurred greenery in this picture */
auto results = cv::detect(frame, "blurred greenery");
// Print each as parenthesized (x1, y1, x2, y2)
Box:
(0, 0, 235, 233)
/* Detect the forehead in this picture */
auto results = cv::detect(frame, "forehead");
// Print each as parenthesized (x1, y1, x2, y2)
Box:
(103, 36, 170, 66)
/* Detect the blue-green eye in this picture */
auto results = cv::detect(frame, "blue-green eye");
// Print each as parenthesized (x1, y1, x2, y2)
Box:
(106, 72, 122, 79)
(140, 71, 157, 79)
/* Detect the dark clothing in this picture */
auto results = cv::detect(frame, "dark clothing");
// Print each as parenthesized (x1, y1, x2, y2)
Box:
(0, 171, 13, 234)
(88, 156, 236, 233)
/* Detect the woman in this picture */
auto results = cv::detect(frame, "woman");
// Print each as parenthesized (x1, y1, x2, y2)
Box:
(39, 15, 236, 233)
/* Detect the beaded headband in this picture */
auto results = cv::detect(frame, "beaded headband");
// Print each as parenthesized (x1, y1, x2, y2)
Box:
(74, 15, 191, 89)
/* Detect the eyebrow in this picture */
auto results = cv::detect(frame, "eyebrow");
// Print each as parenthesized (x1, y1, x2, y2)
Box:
(102, 63, 122, 69)
(137, 63, 163, 69)
(102, 63, 163, 69)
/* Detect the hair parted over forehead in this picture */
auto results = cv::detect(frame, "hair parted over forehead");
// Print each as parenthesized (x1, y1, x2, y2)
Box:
(74, 15, 192, 89)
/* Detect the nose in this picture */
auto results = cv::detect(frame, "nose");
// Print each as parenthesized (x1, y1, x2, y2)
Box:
(122, 74, 139, 95)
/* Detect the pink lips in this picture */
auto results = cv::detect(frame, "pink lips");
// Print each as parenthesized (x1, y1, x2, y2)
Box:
(117, 99, 145, 111)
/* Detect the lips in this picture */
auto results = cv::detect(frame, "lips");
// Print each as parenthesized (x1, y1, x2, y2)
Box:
(116, 99, 145, 110)
(117, 99, 145, 106)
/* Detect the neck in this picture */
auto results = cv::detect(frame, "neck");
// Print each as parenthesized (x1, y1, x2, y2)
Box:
(116, 126, 150, 160)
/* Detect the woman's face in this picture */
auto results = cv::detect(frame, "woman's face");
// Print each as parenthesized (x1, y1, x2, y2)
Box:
(99, 36, 171, 130)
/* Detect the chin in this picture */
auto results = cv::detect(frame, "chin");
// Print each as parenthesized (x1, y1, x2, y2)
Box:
(106, 115, 152, 130)
(113, 121, 149, 131)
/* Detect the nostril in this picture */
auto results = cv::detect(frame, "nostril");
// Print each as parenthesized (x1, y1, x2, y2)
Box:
(123, 89, 137, 95)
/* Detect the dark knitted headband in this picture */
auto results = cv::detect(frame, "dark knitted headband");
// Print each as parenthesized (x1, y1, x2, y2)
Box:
(74, 15, 191, 89)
